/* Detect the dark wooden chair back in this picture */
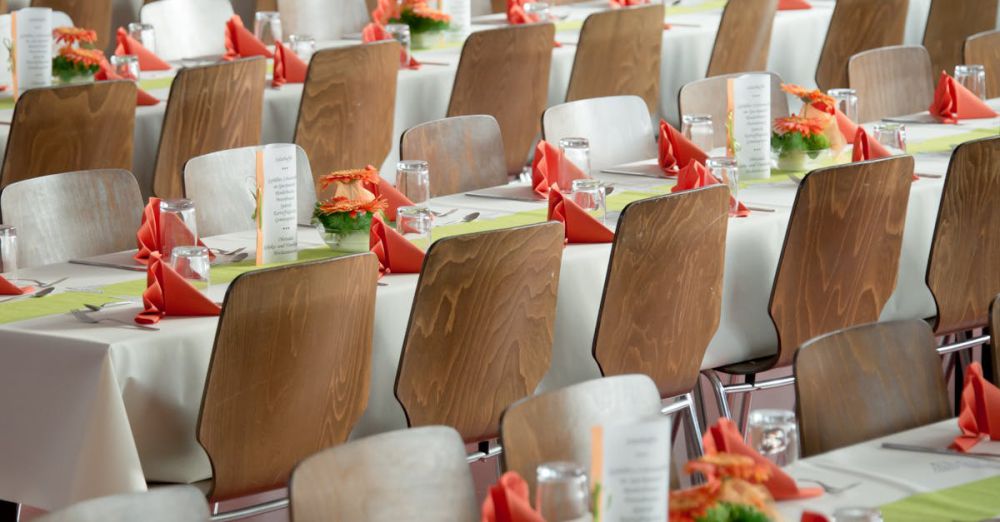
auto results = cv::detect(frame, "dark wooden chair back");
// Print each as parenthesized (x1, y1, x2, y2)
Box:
(707, 0, 778, 76)
(32, 0, 113, 49)
(992, 295, 1000, 382)
(965, 30, 1000, 99)
(924, 0, 1000, 78)
(400, 115, 508, 198)
(849, 45, 934, 122)
(678, 72, 788, 150)
(815, 0, 909, 90)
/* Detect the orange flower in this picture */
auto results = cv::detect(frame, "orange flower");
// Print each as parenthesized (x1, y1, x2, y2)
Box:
(317, 195, 388, 218)
(58, 46, 104, 68)
(54, 26, 97, 45)
(782, 83, 835, 113)
(319, 165, 379, 190)
(773, 115, 827, 138)
(685, 454, 771, 484)
(404, 0, 452, 21)
(669, 480, 721, 522)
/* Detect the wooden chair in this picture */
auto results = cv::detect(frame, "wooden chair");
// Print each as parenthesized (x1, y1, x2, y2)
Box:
(257, 0, 278, 10)
(566, 4, 663, 115)
(924, 0, 1000, 80)
(277, 0, 370, 40)
(704, 157, 914, 424)
(0, 81, 135, 191)
(849, 45, 934, 123)
(183, 144, 318, 237)
(706, 0, 778, 77)
(399, 115, 507, 198)
(35, 486, 210, 522)
(965, 30, 1000, 99)
(542, 96, 657, 173)
(992, 295, 1000, 382)
(678, 72, 788, 150)
(290, 426, 477, 522)
(31, 0, 113, 49)
(814, 0, 909, 91)
(295, 42, 399, 184)
(500, 375, 661, 498)
(197, 254, 378, 507)
(395, 222, 564, 445)
(448, 24, 554, 175)
(794, 321, 950, 457)
(140, 0, 234, 61)
(153, 58, 265, 199)
(0, 170, 142, 268)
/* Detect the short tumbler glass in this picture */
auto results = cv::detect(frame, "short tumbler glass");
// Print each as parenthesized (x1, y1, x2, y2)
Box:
(746, 409, 799, 467)
(127, 22, 156, 53)
(254, 11, 283, 46)
(288, 34, 317, 60)
(396, 160, 430, 205)
(827, 88, 859, 123)
(682, 114, 714, 153)
(396, 206, 434, 242)
(872, 122, 907, 155)
(159, 199, 199, 259)
(536, 462, 591, 522)
(522, 1, 552, 21)
(0, 225, 16, 274)
(558, 137, 591, 189)
(955, 64, 987, 101)
(169, 246, 211, 288)
(111, 54, 140, 81)
(386, 23, 412, 68)
(706, 157, 740, 217)
(571, 178, 606, 224)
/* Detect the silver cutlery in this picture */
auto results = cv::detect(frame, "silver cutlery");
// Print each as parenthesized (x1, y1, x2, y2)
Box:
(228, 253, 249, 263)
(916, 173, 944, 179)
(84, 302, 134, 312)
(71, 310, 160, 331)
(746, 205, 777, 213)
(11, 276, 68, 288)
(0, 286, 56, 304)
(797, 478, 861, 495)
(69, 259, 146, 272)
(210, 247, 246, 256)
(442, 212, 480, 226)
(432, 209, 459, 218)
(881, 442, 1000, 460)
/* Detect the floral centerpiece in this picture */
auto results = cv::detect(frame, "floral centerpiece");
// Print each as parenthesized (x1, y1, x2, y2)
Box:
(772, 84, 844, 171)
(670, 454, 781, 522)
(376, 0, 451, 49)
(312, 167, 388, 252)
(52, 27, 103, 85)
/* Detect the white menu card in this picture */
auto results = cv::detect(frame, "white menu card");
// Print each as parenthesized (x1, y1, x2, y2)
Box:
(0, 16, 12, 90)
(12, 7, 52, 99)
(255, 144, 298, 265)
(728, 74, 772, 180)
(591, 416, 671, 522)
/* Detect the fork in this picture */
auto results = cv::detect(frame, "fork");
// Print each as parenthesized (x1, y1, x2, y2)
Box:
(71, 310, 160, 331)
(11, 276, 68, 288)
(210, 247, 247, 256)
(431, 209, 459, 218)
(797, 478, 861, 495)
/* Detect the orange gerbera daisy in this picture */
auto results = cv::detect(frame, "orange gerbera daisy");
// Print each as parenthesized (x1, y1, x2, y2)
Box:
(53, 26, 97, 45)
(58, 46, 104, 68)
(782, 83, 835, 112)
(686, 453, 771, 484)
(410, 4, 451, 22)
(773, 115, 826, 138)
(669, 480, 722, 522)
(319, 165, 379, 190)
(317, 195, 389, 218)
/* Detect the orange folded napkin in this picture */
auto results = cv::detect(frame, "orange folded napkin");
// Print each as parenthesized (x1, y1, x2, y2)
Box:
(704, 418, 822, 501)
(135, 252, 221, 324)
(851, 128, 893, 162)
(0, 275, 31, 296)
(548, 183, 614, 244)
(482, 472, 544, 522)
(532, 140, 589, 197)
(778, 0, 812, 9)
(95, 59, 160, 106)
(801, 512, 829, 522)
(134, 198, 212, 264)
(659, 120, 708, 176)
(271, 41, 309, 88)
(671, 160, 749, 217)
(372, 0, 399, 25)
(115, 27, 171, 71)
(363, 174, 415, 222)
(929, 71, 999, 124)
(507, 0, 539, 24)
(609, 0, 649, 6)
(370, 216, 425, 277)
(952, 362, 1000, 452)
(223, 15, 273, 61)
(361, 23, 421, 70)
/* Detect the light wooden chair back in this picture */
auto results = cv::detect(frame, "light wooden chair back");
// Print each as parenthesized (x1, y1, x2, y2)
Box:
(965, 30, 1000, 99)
(295, 42, 399, 184)
(0, 81, 135, 191)
(992, 295, 1000, 382)
(814, 0, 909, 90)
(257, 0, 278, 11)
(395, 222, 564, 444)
(31, 0, 113, 49)
(277, 0, 369, 40)
(679, 72, 788, 150)
(447, 24, 554, 175)
(926, 136, 1000, 336)
(500, 375, 661, 498)
(197, 254, 379, 501)
(35, 486, 210, 522)
(707, 0, 778, 77)
(542, 96, 656, 173)
(140, 0, 234, 61)
(594, 187, 728, 398)
(795, 321, 950, 457)
(566, 4, 663, 115)
(924, 0, 1000, 79)
(399, 115, 507, 198)
(290, 426, 477, 522)
(849, 45, 934, 123)
(183, 144, 318, 237)
(153, 58, 265, 199)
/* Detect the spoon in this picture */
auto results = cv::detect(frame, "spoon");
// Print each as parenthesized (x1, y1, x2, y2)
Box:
(84, 302, 133, 312)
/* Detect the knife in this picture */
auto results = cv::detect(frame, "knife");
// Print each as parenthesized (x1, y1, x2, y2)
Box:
(881, 442, 1000, 460)
(69, 259, 146, 272)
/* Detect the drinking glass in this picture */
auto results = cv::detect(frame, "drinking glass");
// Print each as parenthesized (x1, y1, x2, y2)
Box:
(169, 246, 211, 289)
(288, 34, 317, 61)
(558, 137, 591, 190)
(571, 178, 606, 224)
(827, 88, 859, 122)
(535, 462, 591, 522)
(955, 64, 987, 100)
(386, 24, 412, 68)
(127, 22, 156, 53)
(0, 225, 16, 274)
(706, 157, 739, 217)
(159, 199, 199, 259)
(872, 122, 907, 155)
(396, 206, 434, 241)
(746, 409, 799, 467)
(110, 54, 140, 81)
(396, 160, 430, 205)
(833, 508, 883, 522)
(681, 114, 714, 153)
(522, 1, 552, 21)
(254, 11, 283, 46)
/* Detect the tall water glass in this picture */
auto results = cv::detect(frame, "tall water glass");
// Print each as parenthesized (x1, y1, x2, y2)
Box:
(396, 206, 433, 241)
(288, 34, 317, 61)
(254, 11, 283, 46)
(746, 409, 799, 467)
(681, 114, 714, 152)
(396, 160, 430, 205)
(827, 88, 859, 122)
(111, 54, 140, 81)
(833, 508, 883, 522)
(571, 179, 606, 224)
(872, 122, 907, 155)
(522, 1, 552, 21)
(536, 462, 592, 522)
(558, 137, 591, 190)
(159, 199, 199, 259)
(955, 64, 987, 100)
(386, 24, 412, 68)
(706, 157, 739, 217)
(0, 225, 16, 274)
(127, 22, 156, 53)
(169, 246, 211, 289)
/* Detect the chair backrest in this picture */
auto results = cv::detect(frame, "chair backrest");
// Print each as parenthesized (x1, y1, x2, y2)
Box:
(542, 96, 657, 173)
(566, 4, 663, 115)
(294, 42, 399, 184)
(769, 156, 913, 369)
(277, 0, 369, 41)
(707, 0, 778, 77)
(678, 72, 788, 150)
(448, 24, 554, 175)
(926, 136, 1000, 336)
(140, 0, 234, 61)
(795, 321, 950, 457)
(153, 58, 265, 199)
(849, 45, 934, 123)
(0, 169, 142, 268)
(965, 30, 1000, 99)
(924, 0, 1000, 79)
(197, 254, 379, 501)
(395, 222, 564, 444)
(35, 486, 210, 522)
(814, 0, 909, 91)
(992, 295, 1000, 382)
(31, 0, 112, 49)
(400, 115, 507, 198)
(500, 375, 662, 498)
(183, 144, 318, 237)
(0, 81, 135, 191)
(593, 186, 728, 398)
(290, 426, 477, 522)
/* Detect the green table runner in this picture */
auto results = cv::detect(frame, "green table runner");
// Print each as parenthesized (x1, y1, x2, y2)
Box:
(881, 476, 1000, 522)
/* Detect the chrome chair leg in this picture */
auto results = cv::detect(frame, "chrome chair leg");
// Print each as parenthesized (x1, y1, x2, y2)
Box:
(702, 370, 734, 419)
(684, 392, 704, 458)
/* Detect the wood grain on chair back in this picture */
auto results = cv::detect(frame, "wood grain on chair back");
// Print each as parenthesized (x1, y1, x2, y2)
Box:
(814, 0, 908, 90)
(593, 187, 728, 398)
(707, 0, 778, 77)
(35, 486, 210, 522)
(542, 96, 657, 172)
(926, 136, 1000, 336)
(198, 254, 378, 501)
(257, 0, 278, 10)
(294, 42, 398, 184)
(965, 30, 1000, 99)
(500, 375, 661, 498)
(290, 426, 477, 522)
(0, 170, 142, 268)
(566, 4, 663, 114)
(32, 0, 113, 49)
(679, 72, 788, 150)
(153, 58, 265, 199)
(395, 222, 564, 444)
(924, 0, 1000, 79)
(992, 295, 1000, 383)
(0, 81, 135, 190)
(448, 24, 554, 175)
(849, 45, 934, 123)
(769, 157, 913, 369)
(794, 321, 950, 457)
(400, 115, 507, 198)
